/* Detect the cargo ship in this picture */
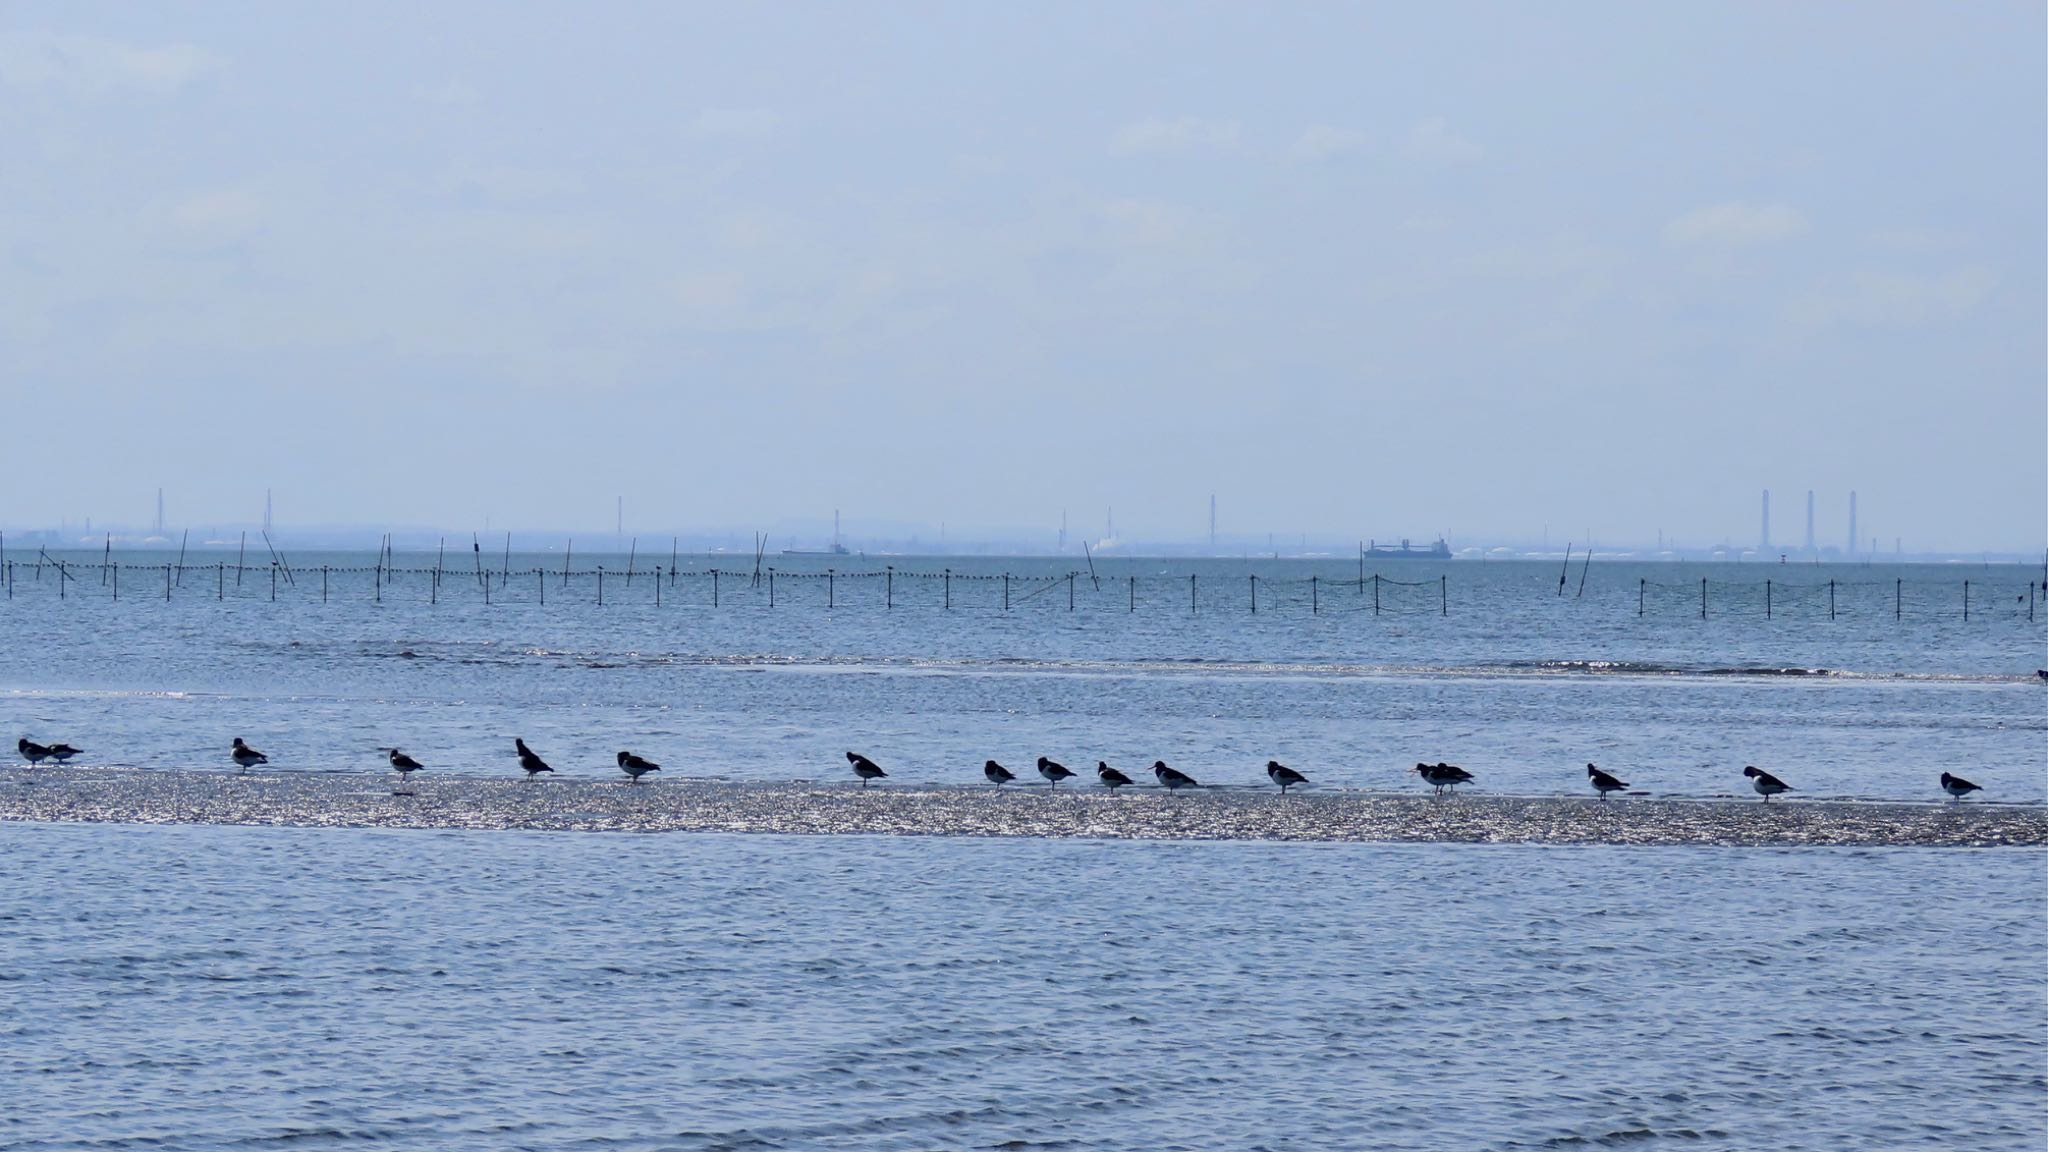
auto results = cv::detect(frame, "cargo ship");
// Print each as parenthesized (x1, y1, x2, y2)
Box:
(1364, 537, 1451, 559)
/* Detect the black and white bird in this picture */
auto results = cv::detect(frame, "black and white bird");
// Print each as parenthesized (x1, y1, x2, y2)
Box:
(1586, 763, 1629, 798)
(1097, 761, 1133, 791)
(1152, 760, 1197, 792)
(17, 738, 51, 766)
(231, 738, 269, 772)
(984, 759, 1016, 787)
(1415, 762, 1474, 795)
(47, 743, 82, 764)
(1742, 765, 1792, 801)
(388, 749, 423, 792)
(847, 751, 887, 788)
(514, 738, 554, 778)
(1940, 771, 1982, 802)
(1266, 760, 1307, 793)
(1037, 757, 1076, 789)
(617, 750, 661, 783)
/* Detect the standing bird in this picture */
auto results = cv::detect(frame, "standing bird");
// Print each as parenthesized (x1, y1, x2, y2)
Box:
(1153, 760, 1198, 792)
(18, 738, 52, 766)
(1037, 757, 1077, 789)
(1097, 761, 1133, 791)
(1586, 763, 1629, 798)
(514, 738, 554, 779)
(231, 738, 269, 773)
(46, 743, 82, 764)
(388, 749, 423, 793)
(1266, 760, 1307, 793)
(617, 750, 661, 784)
(847, 751, 887, 788)
(984, 759, 1016, 787)
(1415, 762, 1474, 795)
(1742, 765, 1792, 801)
(1940, 771, 1982, 802)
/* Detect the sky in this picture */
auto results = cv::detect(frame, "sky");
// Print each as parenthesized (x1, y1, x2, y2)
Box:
(2, 2, 2042, 551)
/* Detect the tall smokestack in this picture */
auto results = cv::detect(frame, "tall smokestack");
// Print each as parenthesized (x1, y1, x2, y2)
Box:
(1848, 491, 1857, 557)
(1804, 491, 1816, 553)
(1761, 490, 1771, 552)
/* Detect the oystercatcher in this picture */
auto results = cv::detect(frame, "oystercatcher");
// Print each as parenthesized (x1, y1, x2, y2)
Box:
(1586, 763, 1629, 798)
(1266, 760, 1307, 793)
(388, 749, 423, 793)
(1152, 760, 1197, 792)
(231, 738, 269, 773)
(1097, 761, 1133, 791)
(1415, 762, 1474, 795)
(1037, 757, 1076, 789)
(1939, 771, 1981, 802)
(847, 751, 887, 788)
(17, 738, 51, 767)
(1742, 765, 1791, 801)
(984, 760, 1016, 787)
(514, 738, 554, 778)
(617, 750, 661, 783)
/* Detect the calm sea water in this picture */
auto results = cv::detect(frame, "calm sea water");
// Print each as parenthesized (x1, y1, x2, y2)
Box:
(3, 553, 2044, 1148)
(1, 553, 2041, 801)
(1, 823, 2040, 1151)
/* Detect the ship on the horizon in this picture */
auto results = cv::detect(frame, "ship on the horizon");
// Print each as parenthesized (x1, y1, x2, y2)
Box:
(782, 510, 854, 557)
(1364, 537, 1451, 559)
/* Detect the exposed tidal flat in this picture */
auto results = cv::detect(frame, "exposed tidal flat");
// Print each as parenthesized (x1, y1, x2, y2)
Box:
(4, 765, 2044, 847)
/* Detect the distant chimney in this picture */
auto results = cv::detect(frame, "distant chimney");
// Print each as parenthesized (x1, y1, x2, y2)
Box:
(1804, 491, 1815, 552)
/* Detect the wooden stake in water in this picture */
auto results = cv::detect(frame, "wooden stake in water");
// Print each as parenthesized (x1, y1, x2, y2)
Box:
(1068, 572, 1075, 611)
(670, 537, 678, 586)
(1700, 576, 1707, 619)
(176, 529, 188, 586)
(1766, 579, 1772, 619)
(502, 532, 511, 582)
(625, 537, 637, 586)
(1082, 541, 1100, 591)
(597, 565, 604, 606)
(1250, 574, 1257, 613)
(828, 569, 835, 609)
(102, 532, 111, 585)
(563, 538, 572, 589)
(472, 533, 484, 588)
(1576, 547, 1591, 598)
(944, 569, 950, 609)
(885, 566, 892, 609)
(1557, 543, 1571, 596)
(237, 531, 246, 587)
(1312, 575, 1318, 614)
(713, 569, 720, 607)
(1441, 574, 1448, 616)
(1190, 573, 1197, 614)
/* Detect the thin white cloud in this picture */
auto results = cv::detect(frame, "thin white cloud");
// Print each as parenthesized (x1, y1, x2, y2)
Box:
(1786, 268, 1995, 328)
(415, 79, 481, 108)
(1664, 202, 1808, 247)
(1404, 117, 1480, 164)
(1111, 116, 1241, 155)
(1292, 124, 1368, 161)
(686, 108, 783, 139)
(0, 30, 215, 98)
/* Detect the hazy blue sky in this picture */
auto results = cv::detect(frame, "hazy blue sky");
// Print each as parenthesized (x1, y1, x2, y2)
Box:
(3, 2, 2042, 550)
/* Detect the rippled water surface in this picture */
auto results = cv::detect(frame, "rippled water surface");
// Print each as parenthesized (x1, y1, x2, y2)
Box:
(1, 823, 2040, 1151)
(2, 554, 2043, 801)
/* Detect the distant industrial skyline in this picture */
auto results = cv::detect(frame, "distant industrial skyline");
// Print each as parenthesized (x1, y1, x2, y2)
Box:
(3, 485, 2036, 562)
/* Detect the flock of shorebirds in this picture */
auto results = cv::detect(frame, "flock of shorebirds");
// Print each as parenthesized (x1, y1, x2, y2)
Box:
(13, 736, 1991, 803)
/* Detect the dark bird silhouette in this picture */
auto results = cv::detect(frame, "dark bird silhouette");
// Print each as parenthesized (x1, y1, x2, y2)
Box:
(1153, 760, 1197, 792)
(1940, 771, 1981, 801)
(388, 749, 423, 793)
(847, 751, 887, 787)
(1097, 761, 1133, 791)
(1037, 757, 1076, 788)
(1266, 760, 1307, 793)
(1742, 765, 1791, 801)
(17, 738, 51, 766)
(984, 759, 1016, 787)
(1587, 763, 1629, 798)
(1415, 762, 1474, 795)
(44, 743, 82, 764)
(231, 738, 268, 773)
(515, 738, 554, 778)
(617, 750, 661, 783)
